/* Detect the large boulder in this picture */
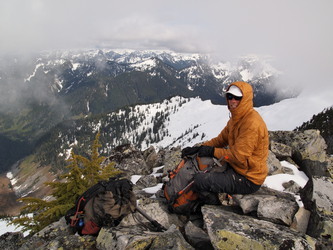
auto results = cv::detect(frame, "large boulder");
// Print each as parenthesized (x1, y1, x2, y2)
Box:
(232, 187, 299, 226)
(269, 130, 331, 177)
(202, 205, 316, 249)
(270, 140, 292, 159)
(96, 225, 194, 250)
(300, 176, 333, 248)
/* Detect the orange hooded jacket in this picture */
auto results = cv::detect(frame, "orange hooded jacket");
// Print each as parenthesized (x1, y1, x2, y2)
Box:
(203, 81, 269, 185)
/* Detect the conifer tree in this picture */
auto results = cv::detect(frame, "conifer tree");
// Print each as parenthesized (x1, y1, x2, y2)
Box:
(11, 132, 122, 234)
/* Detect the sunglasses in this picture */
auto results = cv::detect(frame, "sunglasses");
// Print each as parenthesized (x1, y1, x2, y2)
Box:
(226, 93, 242, 101)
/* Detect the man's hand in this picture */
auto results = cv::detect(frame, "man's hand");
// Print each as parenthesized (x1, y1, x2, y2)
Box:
(181, 146, 200, 158)
(198, 146, 215, 157)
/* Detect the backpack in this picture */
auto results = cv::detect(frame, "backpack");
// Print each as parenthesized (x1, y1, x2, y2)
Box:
(65, 177, 137, 235)
(162, 154, 226, 214)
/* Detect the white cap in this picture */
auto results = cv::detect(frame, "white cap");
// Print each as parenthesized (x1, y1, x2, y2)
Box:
(226, 85, 243, 97)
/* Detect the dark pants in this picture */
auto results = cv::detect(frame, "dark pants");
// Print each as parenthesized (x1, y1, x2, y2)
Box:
(192, 166, 261, 195)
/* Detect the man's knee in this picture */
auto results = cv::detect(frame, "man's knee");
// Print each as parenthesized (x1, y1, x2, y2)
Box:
(193, 172, 229, 193)
(192, 173, 211, 192)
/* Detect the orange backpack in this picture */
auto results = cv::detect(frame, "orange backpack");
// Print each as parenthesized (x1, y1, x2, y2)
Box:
(163, 154, 224, 214)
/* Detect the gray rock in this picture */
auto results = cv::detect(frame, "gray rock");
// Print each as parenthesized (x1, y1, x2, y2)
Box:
(162, 146, 181, 174)
(0, 232, 24, 250)
(184, 221, 213, 249)
(291, 207, 311, 234)
(119, 202, 184, 229)
(270, 130, 330, 177)
(33, 217, 71, 239)
(107, 144, 151, 176)
(133, 174, 158, 191)
(18, 217, 96, 250)
(257, 196, 299, 226)
(96, 224, 194, 250)
(232, 194, 260, 214)
(270, 140, 292, 159)
(202, 205, 316, 250)
(147, 224, 194, 250)
(96, 226, 155, 250)
(267, 150, 282, 174)
(293, 130, 328, 162)
(143, 146, 164, 169)
(283, 180, 302, 194)
(301, 176, 333, 212)
(300, 176, 333, 245)
(38, 235, 96, 250)
(232, 186, 297, 217)
(282, 165, 296, 174)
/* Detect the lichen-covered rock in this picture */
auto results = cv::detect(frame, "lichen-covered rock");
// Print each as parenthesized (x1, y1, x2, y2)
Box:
(270, 130, 330, 177)
(257, 196, 299, 226)
(17, 217, 96, 250)
(33, 217, 72, 239)
(96, 225, 193, 250)
(270, 141, 292, 159)
(202, 205, 316, 250)
(38, 235, 96, 250)
(0, 232, 24, 250)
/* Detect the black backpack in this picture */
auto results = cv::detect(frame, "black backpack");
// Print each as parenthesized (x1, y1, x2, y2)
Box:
(65, 177, 137, 235)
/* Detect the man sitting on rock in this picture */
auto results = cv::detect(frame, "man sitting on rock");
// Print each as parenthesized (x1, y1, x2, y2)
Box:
(182, 81, 269, 203)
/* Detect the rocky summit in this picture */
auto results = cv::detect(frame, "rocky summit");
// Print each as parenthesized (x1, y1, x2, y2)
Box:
(1, 129, 332, 249)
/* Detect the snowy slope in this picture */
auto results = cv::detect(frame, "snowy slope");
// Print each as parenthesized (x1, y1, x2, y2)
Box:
(149, 91, 332, 150)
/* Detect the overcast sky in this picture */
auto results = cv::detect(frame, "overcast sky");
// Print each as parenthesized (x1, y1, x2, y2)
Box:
(1, 0, 333, 96)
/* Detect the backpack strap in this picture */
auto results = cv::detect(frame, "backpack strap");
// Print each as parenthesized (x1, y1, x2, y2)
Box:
(70, 196, 86, 227)
(69, 179, 113, 228)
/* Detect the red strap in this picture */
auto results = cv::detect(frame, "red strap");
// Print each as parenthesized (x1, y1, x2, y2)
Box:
(70, 197, 86, 227)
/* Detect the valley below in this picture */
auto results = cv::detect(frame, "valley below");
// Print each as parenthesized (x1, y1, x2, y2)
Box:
(0, 175, 22, 216)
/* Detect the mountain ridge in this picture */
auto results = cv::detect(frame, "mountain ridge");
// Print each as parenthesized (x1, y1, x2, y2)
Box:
(0, 49, 296, 171)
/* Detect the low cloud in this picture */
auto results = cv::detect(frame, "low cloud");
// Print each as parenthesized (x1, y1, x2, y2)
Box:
(0, 0, 332, 97)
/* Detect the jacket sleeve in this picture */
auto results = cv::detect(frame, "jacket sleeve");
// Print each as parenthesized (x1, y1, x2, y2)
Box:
(214, 120, 259, 170)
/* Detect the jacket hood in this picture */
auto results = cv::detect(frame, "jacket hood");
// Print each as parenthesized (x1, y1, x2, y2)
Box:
(226, 81, 254, 120)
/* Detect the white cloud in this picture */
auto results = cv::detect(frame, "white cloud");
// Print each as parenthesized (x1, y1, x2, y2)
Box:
(0, 0, 332, 95)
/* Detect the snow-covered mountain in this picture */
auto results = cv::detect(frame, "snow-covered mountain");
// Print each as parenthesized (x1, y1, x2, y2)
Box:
(1, 49, 288, 108)
(0, 49, 292, 172)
